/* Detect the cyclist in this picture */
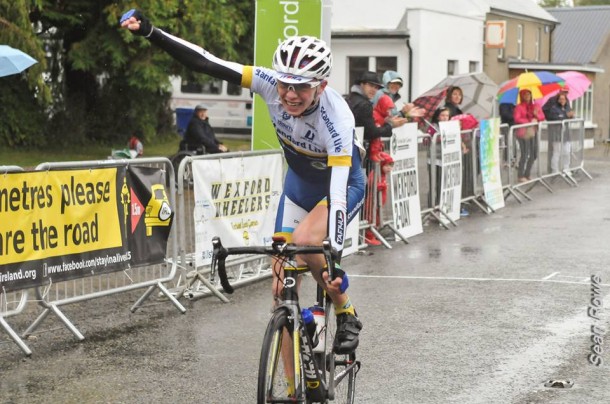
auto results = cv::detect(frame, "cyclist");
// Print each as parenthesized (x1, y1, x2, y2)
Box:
(120, 10, 364, 354)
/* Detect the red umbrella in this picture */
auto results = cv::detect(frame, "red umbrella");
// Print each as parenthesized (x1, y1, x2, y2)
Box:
(412, 88, 448, 123)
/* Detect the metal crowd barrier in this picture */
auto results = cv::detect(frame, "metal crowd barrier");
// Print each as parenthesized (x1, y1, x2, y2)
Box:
(421, 132, 458, 229)
(20, 158, 185, 345)
(505, 118, 588, 202)
(361, 158, 409, 249)
(0, 165, 33, 355)
(170, 150, 283, 302)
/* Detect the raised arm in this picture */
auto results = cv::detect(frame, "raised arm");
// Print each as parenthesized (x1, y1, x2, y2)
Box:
(120, 9, 247, 87)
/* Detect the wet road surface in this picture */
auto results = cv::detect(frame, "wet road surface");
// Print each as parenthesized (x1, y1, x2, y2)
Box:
(1, 149, 610, 403)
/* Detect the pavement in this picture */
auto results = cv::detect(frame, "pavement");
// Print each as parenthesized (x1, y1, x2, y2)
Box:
(1, 145, 609, 403)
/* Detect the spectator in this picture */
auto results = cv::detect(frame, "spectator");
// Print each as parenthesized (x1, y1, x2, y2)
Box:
(345, 71, 407, 170)
(372, 70, 425, 120)
(427, 107, 450, 207)
(128, 132, 144, 158)
(499, 103, 516, 164)
(542, 86, 571, 118)
(443, 86, 472, 216)
(499, 103, 515, 127)
(545, 92, 574, 173)
(513, 89, 545, 183)
(184, 104, 228, 154)
(370, 94, 396, 160)
(444, 86, 464, 118)
(364, 152, 394, 246)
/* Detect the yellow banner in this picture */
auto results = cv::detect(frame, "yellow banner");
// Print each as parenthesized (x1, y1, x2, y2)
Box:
(0, 168, 122, 266)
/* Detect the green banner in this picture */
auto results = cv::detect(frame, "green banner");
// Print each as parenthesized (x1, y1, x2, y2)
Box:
(252, 0, 323, 150)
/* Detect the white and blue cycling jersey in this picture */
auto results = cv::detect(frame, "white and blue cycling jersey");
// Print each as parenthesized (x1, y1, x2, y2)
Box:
(147, 28, 365, 252)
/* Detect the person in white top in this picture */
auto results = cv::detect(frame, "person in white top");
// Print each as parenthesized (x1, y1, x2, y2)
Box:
(120, 9, 364, 354)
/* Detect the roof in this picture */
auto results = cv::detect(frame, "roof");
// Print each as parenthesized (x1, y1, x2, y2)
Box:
(547, 6, 610, 65)
(486, 0, 558, 23)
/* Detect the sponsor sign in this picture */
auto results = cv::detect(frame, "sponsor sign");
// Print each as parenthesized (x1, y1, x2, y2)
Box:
(479, 118, 505, 210)
(0, 167, 173, 291)
(438, 121, 463, 225)
(192, 154, 283, 266)
(389, 123, 423, 239)
(252, 0, 323, 150)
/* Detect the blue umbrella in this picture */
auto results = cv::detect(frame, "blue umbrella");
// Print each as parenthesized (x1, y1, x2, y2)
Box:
(0, 45, 38, 77)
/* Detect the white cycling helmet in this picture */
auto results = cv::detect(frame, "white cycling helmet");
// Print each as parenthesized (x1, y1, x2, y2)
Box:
(272, 36, 332, 83)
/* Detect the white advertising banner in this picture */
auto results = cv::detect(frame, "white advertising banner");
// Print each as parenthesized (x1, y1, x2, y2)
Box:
(479, 118, 505, 211)
(389, 123, 423, 239)
(192, 153, 283, 266)
(438, 121, 462, 224)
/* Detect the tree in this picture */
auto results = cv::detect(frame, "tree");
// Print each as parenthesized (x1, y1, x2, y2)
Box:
(0, 1, 51, 147)
(0, 0, 254, 149)
(538, 0, 570, 7)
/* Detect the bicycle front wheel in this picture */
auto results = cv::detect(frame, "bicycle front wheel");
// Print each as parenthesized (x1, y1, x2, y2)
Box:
(324, 306, 357, 404)
(258, 308, 304, 403)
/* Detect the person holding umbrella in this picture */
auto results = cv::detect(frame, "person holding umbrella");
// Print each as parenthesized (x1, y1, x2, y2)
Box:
(545, 91, 575, 173)
(513, 89, 545, 183)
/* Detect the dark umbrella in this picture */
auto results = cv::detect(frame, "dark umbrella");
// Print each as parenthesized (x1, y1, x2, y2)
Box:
(0, 45, 38, 77)
(413, 72, 499, 123)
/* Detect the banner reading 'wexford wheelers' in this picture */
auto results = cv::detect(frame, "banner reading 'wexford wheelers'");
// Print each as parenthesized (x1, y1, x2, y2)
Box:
(192, 153, 283, 266)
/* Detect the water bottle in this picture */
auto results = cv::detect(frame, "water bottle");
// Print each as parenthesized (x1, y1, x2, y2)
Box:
(301, 308, 318, 348)
(311, 305, 325, 353)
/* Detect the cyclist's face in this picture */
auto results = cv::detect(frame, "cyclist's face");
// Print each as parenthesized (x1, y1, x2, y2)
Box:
(277, 80, 326, 116)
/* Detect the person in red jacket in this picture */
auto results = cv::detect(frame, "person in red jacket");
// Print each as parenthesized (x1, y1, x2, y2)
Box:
(364, 152, 394, 245)
(513, 89, 545, 183)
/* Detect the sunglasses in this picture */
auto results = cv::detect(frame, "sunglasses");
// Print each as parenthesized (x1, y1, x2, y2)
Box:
(277, 80, 322, 94)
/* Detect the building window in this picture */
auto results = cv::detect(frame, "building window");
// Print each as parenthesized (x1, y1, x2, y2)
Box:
(348, 56, 397, 87)
(227, 82, 242, 96)
(517, 24, 523, 60)
(447, 60, 458, 75)
(572, 86, 594, 124)
(348, 56, 369, 88)
(535, 27, 541, 62)
(469, 61, 479, 73)
(181, 78, 222, 94)
(375, 57, 397, 78)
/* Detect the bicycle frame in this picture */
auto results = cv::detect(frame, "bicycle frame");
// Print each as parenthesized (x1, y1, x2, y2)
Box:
(212, 236, 360, 403)
(280, 264, 327, 402)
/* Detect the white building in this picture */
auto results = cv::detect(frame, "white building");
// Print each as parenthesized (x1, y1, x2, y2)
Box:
(329, 0, 489, 100)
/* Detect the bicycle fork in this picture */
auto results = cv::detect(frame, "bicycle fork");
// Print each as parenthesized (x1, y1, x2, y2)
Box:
(298, 325, 326, 402)
(282, 265, 327, 402)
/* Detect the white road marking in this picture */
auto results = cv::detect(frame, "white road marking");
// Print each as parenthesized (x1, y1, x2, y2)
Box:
(543, 271, 560, 280)
(350, 274, 609, 286)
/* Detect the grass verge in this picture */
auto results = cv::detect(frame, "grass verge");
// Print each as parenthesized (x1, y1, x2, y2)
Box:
(1, 135, 251, 169)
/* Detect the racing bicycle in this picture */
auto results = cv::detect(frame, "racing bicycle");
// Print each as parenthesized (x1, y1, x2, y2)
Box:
(211, 236, 360, 403)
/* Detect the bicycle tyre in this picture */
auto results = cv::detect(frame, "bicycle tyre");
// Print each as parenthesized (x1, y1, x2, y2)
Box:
(258, 308, 305, 403)
(169, 151, 193, 185)
(324, 304, 357, 404)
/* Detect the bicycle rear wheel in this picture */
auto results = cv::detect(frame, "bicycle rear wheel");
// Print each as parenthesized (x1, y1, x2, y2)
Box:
(258, 308, 305, 403)
(324, 305, 357, 404)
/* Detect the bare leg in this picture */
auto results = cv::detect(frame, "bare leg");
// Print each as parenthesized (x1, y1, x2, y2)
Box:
(291, 205, 346, 306)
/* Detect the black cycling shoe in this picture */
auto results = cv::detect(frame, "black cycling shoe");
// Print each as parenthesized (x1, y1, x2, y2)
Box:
(334, 313, 362, 354)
